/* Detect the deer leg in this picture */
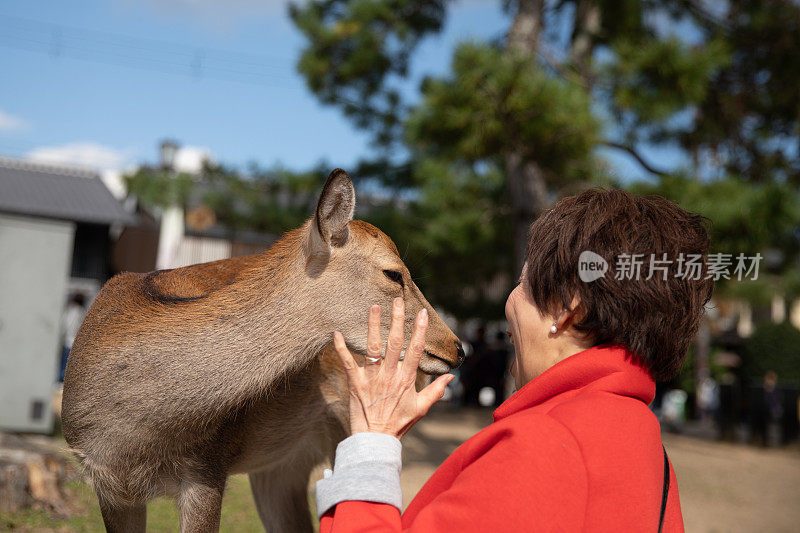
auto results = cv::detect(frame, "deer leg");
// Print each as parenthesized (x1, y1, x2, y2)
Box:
(178, 478, 226, 533)
(97, 496, 146, 533)
(249, 464, 315, 533)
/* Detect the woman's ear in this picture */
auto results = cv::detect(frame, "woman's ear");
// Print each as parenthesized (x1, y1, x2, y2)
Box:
(556, 296, 584, 330)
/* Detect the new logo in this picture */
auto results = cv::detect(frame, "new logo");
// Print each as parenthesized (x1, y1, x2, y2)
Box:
(578, 251, 608, 282)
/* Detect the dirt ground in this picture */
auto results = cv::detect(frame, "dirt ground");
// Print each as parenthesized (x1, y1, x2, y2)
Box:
(396, 405, 800, 533)
(6, 405, 798, 532)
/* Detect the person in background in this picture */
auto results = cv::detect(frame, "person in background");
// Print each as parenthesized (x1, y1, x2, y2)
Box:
(751, 370, 782, 447)
(315, 188, 711, 532)
(716, 369, 742, 442)
(486, 331, 511, 407)
(58, 293, 86, 383)
(460, 325, 488, 407)
(697, 371, 720, 423)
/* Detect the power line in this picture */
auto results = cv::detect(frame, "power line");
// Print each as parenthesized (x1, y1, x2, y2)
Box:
(2, 15, 292, 68)
(0, 15, 298, 86)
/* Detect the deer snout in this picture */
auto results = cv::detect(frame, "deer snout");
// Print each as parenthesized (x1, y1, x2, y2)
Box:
(419, 336, 464, 376)
(455, 341, 466, 366)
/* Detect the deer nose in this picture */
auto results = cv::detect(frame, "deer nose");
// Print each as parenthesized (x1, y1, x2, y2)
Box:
(455, 341, 466, 367)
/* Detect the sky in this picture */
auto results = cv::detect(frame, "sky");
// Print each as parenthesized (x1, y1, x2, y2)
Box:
(0, 1, 510, 174)
(0, 0, 677, 186)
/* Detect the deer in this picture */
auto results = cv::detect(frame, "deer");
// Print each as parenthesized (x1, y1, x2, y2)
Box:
(61, 169, 464, 533)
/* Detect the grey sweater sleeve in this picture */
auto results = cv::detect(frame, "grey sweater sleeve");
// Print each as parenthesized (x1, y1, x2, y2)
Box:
(315, 432, 403, 518)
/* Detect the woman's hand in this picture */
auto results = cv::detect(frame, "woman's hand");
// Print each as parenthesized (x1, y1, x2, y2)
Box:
(333, 297, 455, 438)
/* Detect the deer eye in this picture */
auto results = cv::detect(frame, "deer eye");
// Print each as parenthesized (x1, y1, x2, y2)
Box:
(383, 270, 404, 287)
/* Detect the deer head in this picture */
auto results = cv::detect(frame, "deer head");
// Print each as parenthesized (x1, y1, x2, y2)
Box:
(303, 169, 464, 375)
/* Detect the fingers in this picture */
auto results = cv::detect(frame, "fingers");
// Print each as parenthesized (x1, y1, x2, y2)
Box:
(402, 308, 428, 381)
(418, 374, 455, 412)
(333, 331, 362, 385)
(383, 297, 405, 371)
(365, 305, 382, 378)
(367, 305, 382, 358)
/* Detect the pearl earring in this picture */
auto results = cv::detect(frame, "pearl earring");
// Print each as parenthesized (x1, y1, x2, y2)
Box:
(550, 323, 558, 334)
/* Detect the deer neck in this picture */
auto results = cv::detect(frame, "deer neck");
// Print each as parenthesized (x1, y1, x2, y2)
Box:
(217, 227, 337, 399)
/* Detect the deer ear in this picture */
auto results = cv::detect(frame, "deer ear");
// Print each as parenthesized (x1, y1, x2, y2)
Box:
(311, 168, 355, 251)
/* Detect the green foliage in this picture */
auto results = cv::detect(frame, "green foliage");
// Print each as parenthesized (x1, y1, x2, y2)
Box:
(629, 175, 800, 259)
(125, 163, 329, 237)
(686, 0, 800, 183)
(629, 175, 800, 303)
(742, 321, 800, 382)
(595, 0, 800, 183)
(400, 160, 514, 318)
(290, 0, 447, 147)
(675, 343, 695, 392)
(407, 43, 599, 180)
(292, 0, 800, 185)
(124, 168, 195, 208)
(395, 42, 600, 317)
(287, 0, 800, 319)
(201, 163, 325, 234)
(122, 0, 800, 322)
(607, 36, 730, 124)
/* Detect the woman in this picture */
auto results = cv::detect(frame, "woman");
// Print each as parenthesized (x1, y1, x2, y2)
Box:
(317, 188, 712, 531)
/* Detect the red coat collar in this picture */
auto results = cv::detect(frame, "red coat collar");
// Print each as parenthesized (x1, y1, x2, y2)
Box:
(493, 344, 655, 422)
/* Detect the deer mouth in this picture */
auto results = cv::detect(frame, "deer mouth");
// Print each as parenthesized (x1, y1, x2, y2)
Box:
(420, 350, 457, 376)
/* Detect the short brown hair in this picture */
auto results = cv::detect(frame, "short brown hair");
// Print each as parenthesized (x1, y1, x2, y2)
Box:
(525, 188, 713, 381)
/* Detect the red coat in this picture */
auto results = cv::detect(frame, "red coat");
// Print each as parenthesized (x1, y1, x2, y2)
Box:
(321, 344, 684, 532)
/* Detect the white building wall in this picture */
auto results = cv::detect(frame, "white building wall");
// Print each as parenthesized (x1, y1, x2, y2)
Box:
(156, 205, 185, 270)
(174, 236, 231, 267)
(0, 213, 74, 433)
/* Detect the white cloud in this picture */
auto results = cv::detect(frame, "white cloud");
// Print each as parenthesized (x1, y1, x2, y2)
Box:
(25, 141, 215, 199)
(26, 142, 132, 170)
(173, 145, 213, 174)
(25, 142, 138, 199)
(0, 110, 29, 132)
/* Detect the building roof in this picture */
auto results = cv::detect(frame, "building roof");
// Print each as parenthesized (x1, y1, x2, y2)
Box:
(0, 158, 134, 225)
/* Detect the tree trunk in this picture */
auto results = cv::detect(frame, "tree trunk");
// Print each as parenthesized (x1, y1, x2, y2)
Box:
(570, 0, 601, 82)
(505, 152, 550, 272)
(0, 432, 74, 517)
(695, 318, 711, 393)
(507, 0, 545, 54)
(505, 0, 549, 273)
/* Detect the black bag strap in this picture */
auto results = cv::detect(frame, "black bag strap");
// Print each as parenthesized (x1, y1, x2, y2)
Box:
(658, 445, 670, 533)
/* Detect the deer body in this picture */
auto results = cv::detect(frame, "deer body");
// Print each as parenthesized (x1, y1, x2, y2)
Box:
(61, 170, 463, 532)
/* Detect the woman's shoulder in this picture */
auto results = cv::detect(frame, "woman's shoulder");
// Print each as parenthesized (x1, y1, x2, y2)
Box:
(546, 389, 660, 437)
(544, 392, 666, 482)
(459, 389, 660, 468)
(462, 410, 589, 465)
(473, 391, 661, 464)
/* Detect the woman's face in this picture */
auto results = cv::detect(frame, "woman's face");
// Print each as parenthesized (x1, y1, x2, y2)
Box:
(504, 279, 554, 390)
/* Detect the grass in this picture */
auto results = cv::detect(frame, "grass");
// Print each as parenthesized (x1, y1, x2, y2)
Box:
(1, 475, 317, 532)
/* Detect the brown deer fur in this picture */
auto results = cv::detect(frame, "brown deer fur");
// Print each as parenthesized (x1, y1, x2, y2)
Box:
(61, 169, 463, 533)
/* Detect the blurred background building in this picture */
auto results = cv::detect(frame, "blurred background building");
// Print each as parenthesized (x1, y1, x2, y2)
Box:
(0, 158, 130, 432)
(0, 141, 281, 433)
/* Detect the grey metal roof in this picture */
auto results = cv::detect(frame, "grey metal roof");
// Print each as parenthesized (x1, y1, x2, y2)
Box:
(0, 158, 134, 225)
